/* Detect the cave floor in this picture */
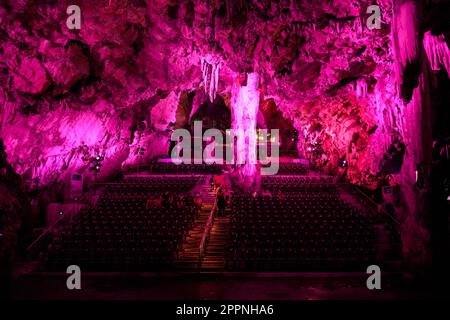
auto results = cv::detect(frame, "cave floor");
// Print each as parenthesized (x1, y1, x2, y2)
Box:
(9, 271, 435, 300)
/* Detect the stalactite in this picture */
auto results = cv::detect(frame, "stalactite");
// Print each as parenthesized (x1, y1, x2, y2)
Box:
(393, 2, 420, 80)
(209, 63, 215, 102)
(0, 99, 4, 131)
(200, 56, 220, 102)
(354, 17, 363, 36)
(356, 78, 368, 98)
(423, 31, 450, 75)
(214, 62, 219, 94)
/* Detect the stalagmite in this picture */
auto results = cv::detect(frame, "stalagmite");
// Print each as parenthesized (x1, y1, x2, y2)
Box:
(230, 72, 260, 192)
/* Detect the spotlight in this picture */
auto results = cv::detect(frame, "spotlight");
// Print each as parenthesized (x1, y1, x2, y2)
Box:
(58, 211, 64, 216)
(90, 155, 104, 172)
(92, 155, 104, 161)
(89, 163, 102, 171)
(339, 159, 348, 168)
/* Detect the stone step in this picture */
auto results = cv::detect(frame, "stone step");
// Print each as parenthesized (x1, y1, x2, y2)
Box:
(203, 257, 225, 261)
(202, 263, 225, 267)
(201, 262, 225, 268)
(176, 177, 216, 270)
(200, 215, 231, 270)
(204, 253, 226, 257)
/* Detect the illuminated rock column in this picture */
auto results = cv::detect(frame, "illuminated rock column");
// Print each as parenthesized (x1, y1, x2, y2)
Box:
(392, 0, 432, 270)
(230, 72, 260, 191)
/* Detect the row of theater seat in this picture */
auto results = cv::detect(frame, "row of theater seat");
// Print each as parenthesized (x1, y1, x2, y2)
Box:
(228, 177, 379, 271)
(105, 176, 199, 192)
(275, 164, 309, 175)
(127, 163, 309, 176)
(262, 175, 335, 183)
(129, 163, 223, 174)
(39, 176, 200, 271)
(261, 183, 338, 193)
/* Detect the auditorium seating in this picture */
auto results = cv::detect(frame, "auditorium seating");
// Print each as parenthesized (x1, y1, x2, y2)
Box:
(227, 177, 381, 271)
(127, 162, 307, 176)
(39, 176, 200, 271)
(261, 176, 336, 192)
(127, 163, 223, 175)
(38, 166, 400, 273)
(276, 163, 309, 175)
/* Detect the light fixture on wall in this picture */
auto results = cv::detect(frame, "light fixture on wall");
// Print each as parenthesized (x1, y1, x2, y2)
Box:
(89, 155, 104, 190)
(89, 155, 104, 172)
(339, 158, 348, 168)
(292, 129, 299, 142)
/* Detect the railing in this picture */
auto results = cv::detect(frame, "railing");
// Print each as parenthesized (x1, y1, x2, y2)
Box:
(199, 199, 217, 268)
(26, 210, 69, 259)
(350, 184, 401, 226)
(26, 191, 94, 259)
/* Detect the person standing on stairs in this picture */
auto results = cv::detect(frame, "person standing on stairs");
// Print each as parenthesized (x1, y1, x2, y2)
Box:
(217, 188, 227, 217)
(194, 192, 203, 212)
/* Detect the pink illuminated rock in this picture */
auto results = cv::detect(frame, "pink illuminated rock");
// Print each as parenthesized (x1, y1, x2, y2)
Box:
(0, 0, 444, 272)
(0, 0, 440, 198)
(150, 92, 179, 131)
(12, 57, 51, 95)
(42, 42, 90, 94)
(231, 72, 260, 184)
(423, 31, 450, 75)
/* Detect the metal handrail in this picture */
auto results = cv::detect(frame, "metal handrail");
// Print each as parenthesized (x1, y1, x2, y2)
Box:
(350, 184, 401, 225)
(199, 199, 217, 267)
(26, 191, 92, 258)
(26, 212, 66, 255)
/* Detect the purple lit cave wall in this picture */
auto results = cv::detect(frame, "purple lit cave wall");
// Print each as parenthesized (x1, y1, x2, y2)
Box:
(0, 0, 449, 270)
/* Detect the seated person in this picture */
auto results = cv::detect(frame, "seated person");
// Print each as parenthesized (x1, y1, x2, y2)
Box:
(276, 190, 285, 201)
(146, 194, 161, 209)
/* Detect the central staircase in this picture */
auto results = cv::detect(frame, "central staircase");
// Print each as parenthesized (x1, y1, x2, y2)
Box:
(201, 215, 230, 270)
(175, 177, 232, 271)
(175, 176, 215, 270)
